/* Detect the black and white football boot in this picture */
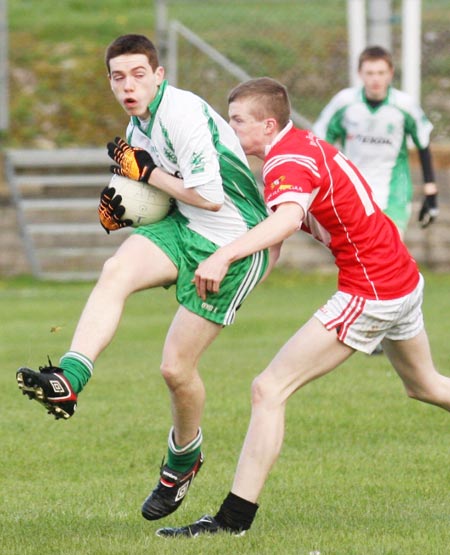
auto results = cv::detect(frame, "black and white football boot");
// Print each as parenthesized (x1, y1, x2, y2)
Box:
(142, 452, 204, 520)
(156, 514, 246, 538)
(16, 362, 77, 420)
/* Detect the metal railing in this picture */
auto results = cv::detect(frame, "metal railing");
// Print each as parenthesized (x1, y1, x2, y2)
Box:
(4, 148, 128, 280)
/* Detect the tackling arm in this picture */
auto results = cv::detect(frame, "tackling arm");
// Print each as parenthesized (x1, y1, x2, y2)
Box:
(193, 202, 303, 300)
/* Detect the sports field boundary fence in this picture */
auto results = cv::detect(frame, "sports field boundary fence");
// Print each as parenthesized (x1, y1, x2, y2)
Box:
(1, 145, 450, 280)
(165, 19, 313, 130)
(3, 148, 129, 280)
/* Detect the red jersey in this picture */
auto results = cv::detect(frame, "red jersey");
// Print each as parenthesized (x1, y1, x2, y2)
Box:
(263, 124, 419, 300)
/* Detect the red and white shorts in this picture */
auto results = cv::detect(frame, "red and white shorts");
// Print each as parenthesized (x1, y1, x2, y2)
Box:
(314, 274, 424, 354)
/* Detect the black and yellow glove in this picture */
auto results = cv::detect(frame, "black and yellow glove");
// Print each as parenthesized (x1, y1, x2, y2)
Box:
(418, 193, 438, 228)
(107, 137, 156, 182)
(97, 186, 133, 234)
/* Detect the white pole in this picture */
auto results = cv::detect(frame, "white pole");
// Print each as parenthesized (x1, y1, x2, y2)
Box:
(167, 21, 178, 86)
(401, 0, 422, 103)
(347, 0, 366, 87)
(155, 0, 168, 66)
(367, 0, 392, 50)
(0, 0, 8, 132)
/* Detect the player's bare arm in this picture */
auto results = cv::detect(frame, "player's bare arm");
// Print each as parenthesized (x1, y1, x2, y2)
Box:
(194, 202, 303, 300)
(260, 243, 282, 283)
(108, 136, 223, 212)
(149, 168, 223, 211)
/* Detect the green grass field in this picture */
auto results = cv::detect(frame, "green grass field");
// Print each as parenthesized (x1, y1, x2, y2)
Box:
(1, 269, 450, 554)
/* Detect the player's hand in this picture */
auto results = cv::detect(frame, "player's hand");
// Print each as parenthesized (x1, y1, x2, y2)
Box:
(98, 186, 133, 234)
(193, 250, 231, 300)
(107, 137, 156, 182)
(418, 193, 438, 228)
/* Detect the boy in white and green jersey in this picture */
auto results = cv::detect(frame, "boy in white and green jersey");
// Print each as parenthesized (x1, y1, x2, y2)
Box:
(125, 78, 269, 324)
(16, 34, 271, 522)
(314, 45, 438, 237)
(127, 79, 268, 258)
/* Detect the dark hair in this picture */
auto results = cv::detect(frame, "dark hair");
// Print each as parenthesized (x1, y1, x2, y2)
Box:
(105, 34, 159, 74)
(358, 45, 394, 70)
(228, 77, 291, 128)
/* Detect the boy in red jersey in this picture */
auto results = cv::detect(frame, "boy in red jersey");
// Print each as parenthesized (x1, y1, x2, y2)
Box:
(156, 77, 450, 538)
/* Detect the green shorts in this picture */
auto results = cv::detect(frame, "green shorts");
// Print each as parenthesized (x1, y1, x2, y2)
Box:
(133, 210, 268, 326)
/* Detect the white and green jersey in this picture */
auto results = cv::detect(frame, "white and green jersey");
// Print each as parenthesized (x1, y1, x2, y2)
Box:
(126, 80, 267, 246)
(313, 86, 433, 218)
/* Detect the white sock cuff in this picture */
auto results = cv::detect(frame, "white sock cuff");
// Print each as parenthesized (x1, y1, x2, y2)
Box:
(168, 426, 203, 455)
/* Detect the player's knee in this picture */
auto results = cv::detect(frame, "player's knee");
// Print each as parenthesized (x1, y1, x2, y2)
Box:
(100, 255, 124, 283)
(99, 255, 135, 292)
(250, 373, 279, 408)
(404, 383, 437, 404)
(405, 386, 421, 401)
(160, 360, 176, 385)
(160, 358, 188, 390)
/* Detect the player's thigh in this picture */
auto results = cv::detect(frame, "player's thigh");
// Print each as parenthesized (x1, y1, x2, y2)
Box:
(258, 316, 354, 403)
(108, 234, 178, 290)
(383, 330, 439, 390)
(162, 305, 222, 372)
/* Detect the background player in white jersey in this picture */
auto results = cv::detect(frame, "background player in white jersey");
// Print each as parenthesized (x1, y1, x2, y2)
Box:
(15, 35, 270, 521)
(313, 45, 438, 239)
(156, 77, 450, 538)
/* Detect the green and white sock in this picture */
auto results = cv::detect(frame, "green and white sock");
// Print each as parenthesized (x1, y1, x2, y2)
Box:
(167, 426, 202, 473)
(59, 351, 93, 394)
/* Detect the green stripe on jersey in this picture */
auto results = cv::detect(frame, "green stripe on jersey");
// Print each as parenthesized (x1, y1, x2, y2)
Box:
(202, 103, 268, 229)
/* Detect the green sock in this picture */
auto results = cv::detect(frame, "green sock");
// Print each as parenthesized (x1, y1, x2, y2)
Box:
(167, 446, 201, 472)
(59, 351, 93, 394)
(166, 427, 202, 473)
